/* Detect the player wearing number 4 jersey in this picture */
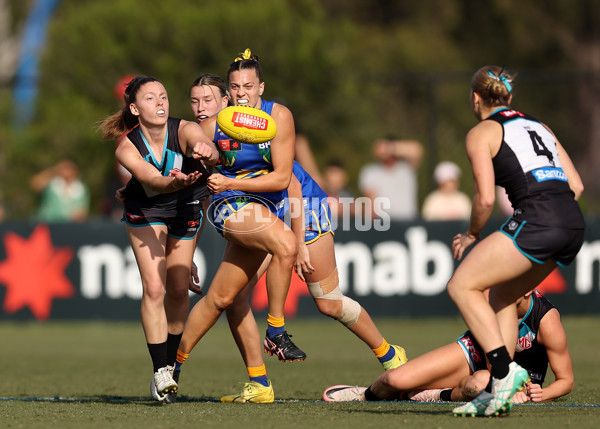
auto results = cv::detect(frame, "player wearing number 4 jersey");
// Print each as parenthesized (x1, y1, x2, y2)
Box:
(446, 65, 584, 417)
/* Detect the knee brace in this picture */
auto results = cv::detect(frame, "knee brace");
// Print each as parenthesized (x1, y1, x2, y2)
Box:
(307, 268, 361, 327)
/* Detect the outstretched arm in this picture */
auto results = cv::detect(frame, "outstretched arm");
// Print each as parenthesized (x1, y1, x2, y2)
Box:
(179, 120, 219, 166)
(116, 138, 202, 194)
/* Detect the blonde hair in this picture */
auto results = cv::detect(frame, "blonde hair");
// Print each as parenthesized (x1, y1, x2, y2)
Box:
(471, 65, 514, 108)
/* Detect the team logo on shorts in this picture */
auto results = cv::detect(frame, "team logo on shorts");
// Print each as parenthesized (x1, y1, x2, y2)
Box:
(126, 212, 145, 222)
(188, 220, 200, 228)
(460, 336, 482, 363)
(508, 220, 519, 231)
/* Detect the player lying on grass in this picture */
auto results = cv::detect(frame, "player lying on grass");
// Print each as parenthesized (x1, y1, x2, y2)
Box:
(324, 289, 573, 404)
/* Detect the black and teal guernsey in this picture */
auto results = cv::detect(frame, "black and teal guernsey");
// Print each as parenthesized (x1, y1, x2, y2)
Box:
(122, 117, 210, 217)
(488, 108, 584, 230)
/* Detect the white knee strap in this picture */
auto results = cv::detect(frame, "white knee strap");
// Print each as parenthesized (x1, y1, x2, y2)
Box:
(308, 281, 361, 328)
(339, 296, 361, 327)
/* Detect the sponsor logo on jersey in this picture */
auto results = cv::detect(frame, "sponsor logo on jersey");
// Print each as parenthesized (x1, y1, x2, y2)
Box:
(218, 139, 241, 151)
(515, 331, 536, 352)
(532, 167, 567, 182)
(518, 336, 532, 350)
(460, 335, 482, 363)
(500, 109, 525, 118)
(232, 112, 268, 130)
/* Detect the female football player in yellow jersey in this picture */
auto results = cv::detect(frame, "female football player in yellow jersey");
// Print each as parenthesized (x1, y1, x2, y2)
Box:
(176, 50, 304, 384)
(178, 62, 407, 404)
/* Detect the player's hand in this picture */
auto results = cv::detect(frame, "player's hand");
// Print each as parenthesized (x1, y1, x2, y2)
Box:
(511, 390, 529, 403)
(525, 382, 543, 402)
(169, 169, 201, 189)
(115, 186, 126, 206)
(188, 262, 203, 295)
(294, 243, 314, 282)
(207, 173, 230, 194)
(192, 141, 214, 160)
(452, 232, 478, 260)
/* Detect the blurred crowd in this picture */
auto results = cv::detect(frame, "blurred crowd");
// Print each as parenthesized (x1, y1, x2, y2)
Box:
(296, 136, 476, 224)
(15, 135, 489, 225)
(0, 72, 514, 225)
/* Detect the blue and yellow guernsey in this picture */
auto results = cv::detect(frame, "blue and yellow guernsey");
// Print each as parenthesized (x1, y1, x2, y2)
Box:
(211, 99, 286, 209)
(292, 161, 334, 243)
(208, 100, 288, 235)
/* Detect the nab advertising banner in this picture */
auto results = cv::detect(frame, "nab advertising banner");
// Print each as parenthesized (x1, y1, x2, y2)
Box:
(1, 218, 599, 321)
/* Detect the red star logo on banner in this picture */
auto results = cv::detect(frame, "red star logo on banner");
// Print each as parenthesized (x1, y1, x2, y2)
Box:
(251, 270, 310, 317)
(0, 224, 76, 320)
(535, 267, 567, 294)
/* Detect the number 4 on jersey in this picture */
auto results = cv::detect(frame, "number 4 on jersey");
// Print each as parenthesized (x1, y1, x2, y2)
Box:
(527, 130, 555, 166)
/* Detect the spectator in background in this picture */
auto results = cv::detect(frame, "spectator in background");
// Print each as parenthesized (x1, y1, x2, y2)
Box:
(30, 159, 90, 222)
(322, 159, 354, 220)
(422, 161, 472, 221)
(359, 138, 423, 221)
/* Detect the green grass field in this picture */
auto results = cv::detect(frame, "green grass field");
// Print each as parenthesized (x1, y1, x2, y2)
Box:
(1, 316, 599, 428)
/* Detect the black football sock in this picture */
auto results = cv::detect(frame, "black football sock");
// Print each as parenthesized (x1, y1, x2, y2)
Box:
(364, 387, 382, 401)
(485, 346, 511, 392)
(166, 333, 183, 367)
(147, 342, 168, 373)
(440, 388, 453, 401)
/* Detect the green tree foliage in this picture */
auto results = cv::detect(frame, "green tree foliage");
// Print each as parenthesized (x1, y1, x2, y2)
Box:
(3, 0, 600, 218)
(12, 0, 383, 217)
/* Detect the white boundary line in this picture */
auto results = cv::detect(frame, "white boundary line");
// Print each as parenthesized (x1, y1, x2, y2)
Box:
(0, 396, 599, 408)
